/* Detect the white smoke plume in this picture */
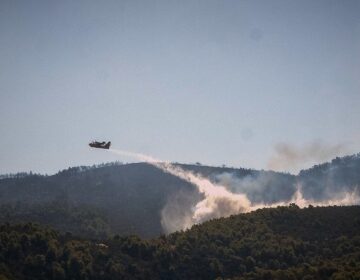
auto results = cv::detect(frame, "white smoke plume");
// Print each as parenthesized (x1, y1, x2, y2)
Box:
(108, 149, 160, 163)
(251, 186, 360, 210)
(267, 141, 347, 173)
(108, 148, 360, 234)
(217, 172, 360, 209)
(109, 149, 251, 232)
(160, 163, 251, 224)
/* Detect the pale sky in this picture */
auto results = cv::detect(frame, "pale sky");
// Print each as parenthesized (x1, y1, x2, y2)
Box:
(1, 0, 360, 174)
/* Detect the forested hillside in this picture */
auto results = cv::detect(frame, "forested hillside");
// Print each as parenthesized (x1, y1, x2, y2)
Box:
(0, 205, 359, 280)
(299, 153, 360, 201)
(0, 163, 292, 238)
(0, 153, 359, 238)
(0, 163, 198, 238)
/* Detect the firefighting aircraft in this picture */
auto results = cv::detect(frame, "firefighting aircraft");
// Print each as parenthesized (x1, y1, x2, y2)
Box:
(89, 141, 111, 149)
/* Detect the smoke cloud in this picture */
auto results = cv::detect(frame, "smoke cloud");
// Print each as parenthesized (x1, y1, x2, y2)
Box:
(252, 187, 360, 210)
(267, 141, 347, 173)
(109, 149, 252, 232)
(217, 171, 359, 207)
(109, 148, 360, 234)
(160, 189, 199, 234)
(215, 172, 296, 204)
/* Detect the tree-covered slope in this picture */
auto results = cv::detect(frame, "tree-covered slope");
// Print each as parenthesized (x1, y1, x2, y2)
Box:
(0, 163, 200, 238)
(0, 205, 359, 280)
(299, 153, 360, 201)
(0, 153, 359, 239)
(0, 163, 292, 238)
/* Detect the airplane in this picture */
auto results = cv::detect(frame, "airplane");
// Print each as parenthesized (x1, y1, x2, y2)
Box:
(89, 141, 111, 149)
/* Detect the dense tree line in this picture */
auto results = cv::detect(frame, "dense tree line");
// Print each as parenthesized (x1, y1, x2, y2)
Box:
(0, 202, 111, 239)
(0, 160, 302, 238)
(299, 153, 360, 201)
(0, 163, 199, 238)
(0, 205, 359, 279)
(0, 162, 287, 238)
(1, 154, 359, 239)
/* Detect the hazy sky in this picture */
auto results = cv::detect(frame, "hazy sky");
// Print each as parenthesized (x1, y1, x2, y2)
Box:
(1, 0, 360, 174)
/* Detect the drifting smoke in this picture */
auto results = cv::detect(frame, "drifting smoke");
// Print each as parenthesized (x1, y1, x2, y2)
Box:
(158, 163, 251, 223)
(109, 149, 251, 231)
(108, 148, 360, 234)
(109, 149, 160, 163)
(268, 141, 347, 173)
(217, 172, 360, 208)
(216, 172, 296, 204)
(252, 187, 360, 210)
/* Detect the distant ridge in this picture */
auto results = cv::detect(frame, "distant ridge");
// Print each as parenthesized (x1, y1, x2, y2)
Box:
(0, 153, 359, 238)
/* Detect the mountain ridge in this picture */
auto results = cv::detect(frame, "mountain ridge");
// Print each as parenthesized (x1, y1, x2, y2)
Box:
(0, 153, 359, 238)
